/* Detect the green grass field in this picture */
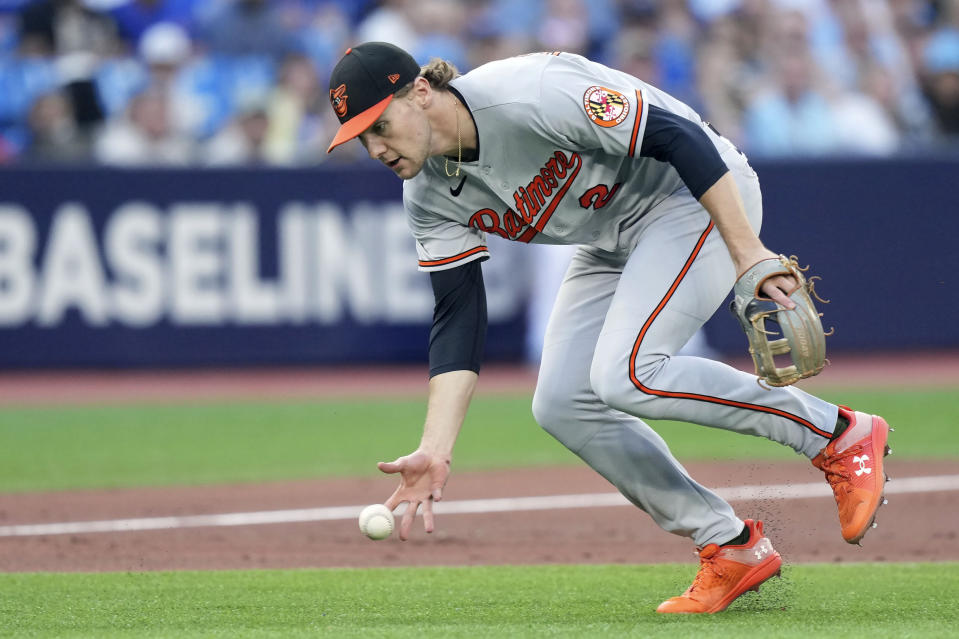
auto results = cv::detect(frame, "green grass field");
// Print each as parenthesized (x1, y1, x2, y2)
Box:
(0, 388, 955, 493)
(1, 386, 957, 637)
(3, 564, 958, 638)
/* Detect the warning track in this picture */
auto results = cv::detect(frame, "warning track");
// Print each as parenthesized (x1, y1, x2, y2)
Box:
(0, 351, 957, 406)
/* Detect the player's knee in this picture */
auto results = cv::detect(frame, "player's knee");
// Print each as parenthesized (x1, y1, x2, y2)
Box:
(532, 381, 595, 447)
(590, 356, 668, 418)
(533, 373, 620, 451)
(531, 385, 568, 435)
(589, 365, 633, 414)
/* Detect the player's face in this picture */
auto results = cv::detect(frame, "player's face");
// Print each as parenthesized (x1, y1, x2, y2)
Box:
(358, 97, 431, 179)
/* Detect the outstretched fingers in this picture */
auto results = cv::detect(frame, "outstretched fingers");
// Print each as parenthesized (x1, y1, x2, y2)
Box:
(387, 496, 436, 539)
(422, 498, 435, 533)
(384, 489, 402, 513)
(430, 477, 445, 502)
(399, 500, 419, 540)
(377, 451, 447, 539)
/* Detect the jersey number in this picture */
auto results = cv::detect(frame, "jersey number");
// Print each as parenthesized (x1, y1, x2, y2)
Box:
(578, 183, 622, 210)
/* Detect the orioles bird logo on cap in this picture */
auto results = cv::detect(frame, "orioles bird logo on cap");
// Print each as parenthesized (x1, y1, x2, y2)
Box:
(330, 84, 349, 117)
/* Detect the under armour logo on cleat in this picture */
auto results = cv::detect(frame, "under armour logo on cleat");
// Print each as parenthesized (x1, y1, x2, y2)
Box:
(754, 546, 769, 560)
(853, 455, 872, 476)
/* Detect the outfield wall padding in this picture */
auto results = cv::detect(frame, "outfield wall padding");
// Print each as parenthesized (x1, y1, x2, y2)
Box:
(0, 156, 955, 368)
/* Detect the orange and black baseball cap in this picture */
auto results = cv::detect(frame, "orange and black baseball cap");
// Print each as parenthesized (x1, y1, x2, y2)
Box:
(326, 42, 421, 153)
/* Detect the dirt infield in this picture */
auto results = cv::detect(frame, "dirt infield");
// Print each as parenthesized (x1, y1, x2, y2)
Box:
(1, 353, 957, 573)
(1, 460, 957, 572)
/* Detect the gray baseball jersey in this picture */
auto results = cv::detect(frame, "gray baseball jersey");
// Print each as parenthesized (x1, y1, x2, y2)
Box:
(403, 52, 838, 547)
(404, 51, 737, 270)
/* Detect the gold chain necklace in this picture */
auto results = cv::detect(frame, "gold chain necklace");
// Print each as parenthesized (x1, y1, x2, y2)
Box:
(444, 94, 462, 178)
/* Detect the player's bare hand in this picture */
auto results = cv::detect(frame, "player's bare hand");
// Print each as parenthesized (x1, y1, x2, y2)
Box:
(377, 450, 451, 540)
(735, 249, 797, 310)
(759, 274, 798, 310)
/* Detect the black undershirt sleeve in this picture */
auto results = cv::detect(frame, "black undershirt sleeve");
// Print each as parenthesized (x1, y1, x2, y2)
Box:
(428, 259, 488, 378)
(639, 104, 730, 200)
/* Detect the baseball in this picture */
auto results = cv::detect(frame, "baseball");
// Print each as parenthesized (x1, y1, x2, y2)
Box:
(358, 504, 394, 540)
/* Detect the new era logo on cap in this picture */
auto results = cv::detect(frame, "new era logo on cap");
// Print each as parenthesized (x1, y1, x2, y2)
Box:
(326, 42, 421, 153)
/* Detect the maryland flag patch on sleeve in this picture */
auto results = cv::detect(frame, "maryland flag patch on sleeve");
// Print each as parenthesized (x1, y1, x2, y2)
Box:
(583, 86, 630, 128)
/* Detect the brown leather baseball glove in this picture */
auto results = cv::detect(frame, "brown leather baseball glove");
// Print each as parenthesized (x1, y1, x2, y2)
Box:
(730, 255, 830, 387)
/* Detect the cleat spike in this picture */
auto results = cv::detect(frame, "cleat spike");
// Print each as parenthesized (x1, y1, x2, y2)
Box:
(871, 521, 878, 529)
(882, 498, 888, 505)
(888, 427, 895, 432)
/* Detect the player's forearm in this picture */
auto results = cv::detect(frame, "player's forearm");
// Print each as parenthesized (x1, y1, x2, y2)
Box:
(698, 172, 768, 274)
(418, 369, 478, 459)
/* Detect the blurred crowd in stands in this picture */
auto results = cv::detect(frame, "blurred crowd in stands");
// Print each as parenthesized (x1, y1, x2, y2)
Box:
(1, 0, 958, 166)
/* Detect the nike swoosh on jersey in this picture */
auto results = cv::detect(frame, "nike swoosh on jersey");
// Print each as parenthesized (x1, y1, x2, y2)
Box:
(450, 175, 467, 197)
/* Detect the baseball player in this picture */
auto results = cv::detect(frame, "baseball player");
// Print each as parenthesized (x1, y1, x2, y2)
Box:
(327, 42, 892, 614)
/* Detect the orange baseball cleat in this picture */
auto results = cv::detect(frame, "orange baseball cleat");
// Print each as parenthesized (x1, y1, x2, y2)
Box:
(656, 519, 783, 614)
(812, 406, 891, 545)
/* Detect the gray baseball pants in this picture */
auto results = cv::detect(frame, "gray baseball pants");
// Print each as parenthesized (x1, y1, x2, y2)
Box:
(531, 150, 838, 547)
